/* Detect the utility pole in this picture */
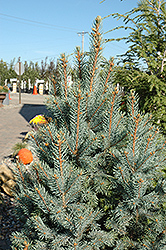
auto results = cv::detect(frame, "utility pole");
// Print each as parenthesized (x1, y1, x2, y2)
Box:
(77, 31, 88, 53)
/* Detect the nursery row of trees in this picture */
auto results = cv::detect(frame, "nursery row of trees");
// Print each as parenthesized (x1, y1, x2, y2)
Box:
(0, 57, 59, 86)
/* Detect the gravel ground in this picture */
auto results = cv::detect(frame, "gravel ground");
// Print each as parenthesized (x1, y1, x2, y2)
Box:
(0, 193, 23, 250)
(0, 158, 23, 250)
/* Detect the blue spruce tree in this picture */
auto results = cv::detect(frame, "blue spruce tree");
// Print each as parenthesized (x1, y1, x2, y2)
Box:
(11, 16, 166, 250)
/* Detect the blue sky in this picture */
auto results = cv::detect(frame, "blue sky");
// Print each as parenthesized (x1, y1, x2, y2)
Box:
(0, 0, 138, 65)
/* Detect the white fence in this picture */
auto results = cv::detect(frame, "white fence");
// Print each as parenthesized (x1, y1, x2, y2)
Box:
(6, 78, 123, 96)
(6, 76, 73, 95)
(7, 79, 50, 95)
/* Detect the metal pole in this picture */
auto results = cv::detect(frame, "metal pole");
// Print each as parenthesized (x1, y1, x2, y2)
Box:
(77, 31, 88, 53)
(19, 62, 21, 104)
(82, 31, 84, 53)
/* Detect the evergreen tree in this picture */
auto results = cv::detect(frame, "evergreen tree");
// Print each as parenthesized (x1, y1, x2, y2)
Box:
(105, 90, 166, 249)
(103, 0, 166, 133)
(11, 16, 114, 250)
(11, 16, 166, 250)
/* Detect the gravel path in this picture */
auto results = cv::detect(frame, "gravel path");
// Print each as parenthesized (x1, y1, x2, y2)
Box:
(0, 92, 48, 162)
(0, 92, 49, 249)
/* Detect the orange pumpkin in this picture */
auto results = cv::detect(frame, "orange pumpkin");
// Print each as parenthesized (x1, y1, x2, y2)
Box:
(17, 148, 33, 165)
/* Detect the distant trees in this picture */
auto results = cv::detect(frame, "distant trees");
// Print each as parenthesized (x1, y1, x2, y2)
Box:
(0, 57, 58, 87)
(23, 61, 40, 86)
(0, 59, 17, 85)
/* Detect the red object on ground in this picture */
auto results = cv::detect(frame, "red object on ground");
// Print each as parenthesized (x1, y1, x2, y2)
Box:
(9, 93, 12, 100)
(33, 85, 38, 95)
(17, 148, 33, 165)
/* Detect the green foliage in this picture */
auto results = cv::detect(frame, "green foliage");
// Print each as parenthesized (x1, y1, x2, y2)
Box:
(104, 0, 166, 134)
(23, 61, 40, 86)
(0, 85, 9, 93)
(12, 142, 28, 157)
(0, 59, 17, 85)
(11, 16, 166, 250)
(105, 91, 166, 249)
(112, 67, 166, 133)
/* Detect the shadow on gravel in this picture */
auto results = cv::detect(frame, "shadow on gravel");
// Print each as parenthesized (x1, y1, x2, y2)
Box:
(19, 104, 48, 123)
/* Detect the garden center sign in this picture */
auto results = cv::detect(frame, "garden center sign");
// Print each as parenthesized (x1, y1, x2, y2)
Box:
(14, 62, 24, 76)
